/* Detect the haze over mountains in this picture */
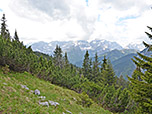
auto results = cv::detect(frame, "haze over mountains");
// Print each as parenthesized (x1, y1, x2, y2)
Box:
(31, 39, 145, 78)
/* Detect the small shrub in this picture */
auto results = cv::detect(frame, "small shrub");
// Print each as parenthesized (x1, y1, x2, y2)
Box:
(77, 92, 93, 107)
(2, 65, 10, 74)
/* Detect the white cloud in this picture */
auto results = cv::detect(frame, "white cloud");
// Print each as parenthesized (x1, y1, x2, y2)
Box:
(0, 0, 152, 46)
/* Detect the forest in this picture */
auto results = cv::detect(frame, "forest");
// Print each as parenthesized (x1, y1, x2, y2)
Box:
(0, 13, 152, 114)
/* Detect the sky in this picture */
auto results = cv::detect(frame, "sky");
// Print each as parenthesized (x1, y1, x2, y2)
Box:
(0, 0, 152, 47)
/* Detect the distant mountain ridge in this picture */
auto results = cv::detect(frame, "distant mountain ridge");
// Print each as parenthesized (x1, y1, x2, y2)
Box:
(125, 43, 144, 51)
(31, 39, 123, 64)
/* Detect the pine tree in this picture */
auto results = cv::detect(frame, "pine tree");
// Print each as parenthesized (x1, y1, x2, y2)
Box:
(64, 52, 69, 65)
(14, 29, 19, 42)
(116, 75, 128, 89)
(88, 58, 93, 81)
(144, 26, 152, 51)
(106, 59, 115, 85)
(128, 26, 152, 114)
(102, 56, 107, 70)
(53, 45, 63, 67)
(101, 56, 115, 86)
(0, 14, 10, 39)
(82, 50, 90, 78)
(92, 52, 100, 82)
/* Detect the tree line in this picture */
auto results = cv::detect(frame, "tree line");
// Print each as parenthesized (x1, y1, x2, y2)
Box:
(0, 14, 151, 113)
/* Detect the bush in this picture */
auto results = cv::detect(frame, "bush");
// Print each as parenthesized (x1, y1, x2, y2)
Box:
(2, 65, 10, 74)
(77, 92, 93, 107)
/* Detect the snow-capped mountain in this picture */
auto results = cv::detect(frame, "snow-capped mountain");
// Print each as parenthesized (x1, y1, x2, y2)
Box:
(31, 39, 123, 64)
(31, 39, 123, 55)
(125, 43, 145, 51)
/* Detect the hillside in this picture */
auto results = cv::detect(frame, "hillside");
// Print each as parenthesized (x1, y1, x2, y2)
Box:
(0, 70, 111, 114)
(112, 53, 136, 79)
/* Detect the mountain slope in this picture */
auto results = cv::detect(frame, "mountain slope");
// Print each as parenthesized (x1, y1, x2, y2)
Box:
(31, 40, 123, 64)
(0, 70, 110, 114)
(75, 49, 136, 67)
(112, 53, 136, 79)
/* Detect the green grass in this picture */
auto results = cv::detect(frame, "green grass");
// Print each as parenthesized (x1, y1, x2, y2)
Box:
(0, 70, 111, 114)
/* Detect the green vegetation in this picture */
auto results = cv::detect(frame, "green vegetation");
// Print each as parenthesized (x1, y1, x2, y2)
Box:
(0, 13, 152, 114)
(0, 70, 110, 114)
(128, 26, 152, 114)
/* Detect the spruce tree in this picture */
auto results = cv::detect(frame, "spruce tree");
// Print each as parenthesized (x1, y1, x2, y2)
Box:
(82, 50, 90, 78)
(64, 52, 69, 65)
(88, 58, 93, 81)
(106, 59, 115, 85)
(0, 14, 10, 39)
(128, 26, 152, 114)
(53, 45, 63, 67)
(101, 56, 107, 71)
(92, 52, 100, 82)
(101, 57, 115, 86)
(14, 29, 19, 42)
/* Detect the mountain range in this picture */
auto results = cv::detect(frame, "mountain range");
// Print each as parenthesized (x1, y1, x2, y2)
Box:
(30, 39, 145, 79)
(31, 40, 143, 62)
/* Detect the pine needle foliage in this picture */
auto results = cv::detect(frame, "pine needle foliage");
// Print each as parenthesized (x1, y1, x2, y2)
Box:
(128, 26, 152, 114)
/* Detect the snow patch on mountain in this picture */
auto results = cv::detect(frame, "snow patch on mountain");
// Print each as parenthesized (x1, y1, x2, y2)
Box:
(31, 40, 123, 56)
(125, 43, 145, 51)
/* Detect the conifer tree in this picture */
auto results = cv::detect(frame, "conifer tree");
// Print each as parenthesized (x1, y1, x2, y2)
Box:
(82, 50, 90, 78)
(131, 67, 142, 81)
(128, 26, 152, 114)
(88, 58, 93, 81)
(64, 52, 69, 65)
(101, 56, 107, 71)
(92, 52, 100, 82)
(116, 75, 128, 89)
(53, 45, 63, 67)
(14, 29, 19, 42)
(101, 57, 115, 86)
(106, 59, 115, 85)
(0, 14, 10, 39)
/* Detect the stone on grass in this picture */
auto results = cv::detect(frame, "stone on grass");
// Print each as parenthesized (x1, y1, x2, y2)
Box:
(34, 89, 40, 95)
(3, 82, 7, 85)
(66, 110, 72, 114)
(38, 96, 46, 100)
(48, 100, 59, 107)
(39, 101, 49, 107)
(21, 84, 29, 90)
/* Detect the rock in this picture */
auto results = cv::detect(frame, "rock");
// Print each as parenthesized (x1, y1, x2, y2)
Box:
(66, 110, 72, 114)
(3, 83, 7, 85)
(21, 84, 29, 90)
(34, 89, 40, 95)
(48, 100, 59, 107)
(73, 97, 77, 101)
(39, 101, 49, 107)
(38, 96, 46, 100)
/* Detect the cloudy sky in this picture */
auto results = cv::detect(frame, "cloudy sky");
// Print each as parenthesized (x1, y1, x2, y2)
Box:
(0, 0, 152, 46)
